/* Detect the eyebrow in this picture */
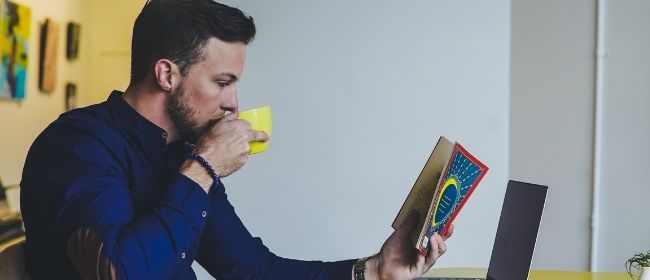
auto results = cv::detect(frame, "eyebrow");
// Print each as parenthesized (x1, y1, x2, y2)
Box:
(215, 73, 239, 83)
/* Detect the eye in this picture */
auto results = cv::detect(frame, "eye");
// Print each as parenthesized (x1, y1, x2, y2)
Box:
(216, 81, 230, 88)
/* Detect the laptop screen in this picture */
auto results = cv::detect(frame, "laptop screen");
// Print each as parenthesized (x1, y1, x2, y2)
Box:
(486, 181, 547, 280)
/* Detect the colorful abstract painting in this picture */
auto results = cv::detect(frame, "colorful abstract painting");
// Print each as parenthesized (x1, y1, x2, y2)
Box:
(0, 0, 31, 100)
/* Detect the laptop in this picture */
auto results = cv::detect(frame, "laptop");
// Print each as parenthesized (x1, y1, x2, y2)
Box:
(419, 180, 548, 280)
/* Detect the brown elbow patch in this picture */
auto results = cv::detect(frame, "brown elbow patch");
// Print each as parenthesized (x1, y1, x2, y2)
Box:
(67, 228, 118, 280)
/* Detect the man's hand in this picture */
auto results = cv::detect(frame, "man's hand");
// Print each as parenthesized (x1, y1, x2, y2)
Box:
(180, 112, 269, 192)
(364, 213, 454, 280)
(195, 112, 269, 177)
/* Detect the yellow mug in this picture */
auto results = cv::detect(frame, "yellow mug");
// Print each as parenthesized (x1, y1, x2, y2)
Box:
(238, 106, 272, 154)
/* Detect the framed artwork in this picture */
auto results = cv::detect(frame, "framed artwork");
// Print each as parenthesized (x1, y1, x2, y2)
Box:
(66, 22, 80, 61)
(39, 18, 59, 93)
(65, 82, 76, 111)
(0, 0, 31, 100)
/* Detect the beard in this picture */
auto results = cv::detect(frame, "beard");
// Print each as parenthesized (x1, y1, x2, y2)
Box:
(166, 83, 201, 141)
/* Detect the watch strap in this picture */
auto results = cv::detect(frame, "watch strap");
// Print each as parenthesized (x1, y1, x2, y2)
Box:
(353, 257, 369, 280)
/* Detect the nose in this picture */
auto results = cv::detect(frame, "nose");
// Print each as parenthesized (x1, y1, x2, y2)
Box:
(222, 87, 239, 113)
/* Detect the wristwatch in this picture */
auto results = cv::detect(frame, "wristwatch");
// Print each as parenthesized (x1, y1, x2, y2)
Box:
(353, 257, 369, 280)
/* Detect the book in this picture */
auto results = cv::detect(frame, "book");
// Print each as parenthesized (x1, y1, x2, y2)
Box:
(392, 136, 488, 255)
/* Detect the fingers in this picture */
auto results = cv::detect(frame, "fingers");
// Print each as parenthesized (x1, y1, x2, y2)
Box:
(437, 234, 447, 256)
(424, 233, 447, 272)
(210, 111, 239, 126)
(424, 233, 441, 270)
(210, 118, 268, 146)
(443, 224, 454, 241)
(249, 130, 270, 142)
(206, 112, 240, 131)
(214, 111, 268, 143)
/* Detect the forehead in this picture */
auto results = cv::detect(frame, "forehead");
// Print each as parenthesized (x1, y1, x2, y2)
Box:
(192, 37, 246, 76)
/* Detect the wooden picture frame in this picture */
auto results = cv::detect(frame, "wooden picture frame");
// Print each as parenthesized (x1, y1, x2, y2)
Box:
(39, 18, 59, 93)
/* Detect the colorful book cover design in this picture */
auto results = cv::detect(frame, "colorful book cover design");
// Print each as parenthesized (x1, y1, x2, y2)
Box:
(418, 143, 488, 255)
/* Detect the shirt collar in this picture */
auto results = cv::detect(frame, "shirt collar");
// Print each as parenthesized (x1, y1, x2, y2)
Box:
(106, 90, 170, 148)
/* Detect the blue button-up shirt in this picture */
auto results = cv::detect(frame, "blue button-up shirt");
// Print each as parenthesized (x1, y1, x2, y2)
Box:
(21, 91, 354, 279)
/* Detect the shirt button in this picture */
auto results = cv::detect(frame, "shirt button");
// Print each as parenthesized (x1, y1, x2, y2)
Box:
(161, 132, 168, 139)
(181, 252, 186, 259)
(201, 210, 207, 218)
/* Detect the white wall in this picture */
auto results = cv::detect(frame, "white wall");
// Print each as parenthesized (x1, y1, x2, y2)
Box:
(510, 0, 595, 271)
(596, 0, 650, 272)
(191, 0, 510, 277)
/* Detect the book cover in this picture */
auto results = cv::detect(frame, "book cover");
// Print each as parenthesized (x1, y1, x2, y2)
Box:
(392, 136, 488, 255)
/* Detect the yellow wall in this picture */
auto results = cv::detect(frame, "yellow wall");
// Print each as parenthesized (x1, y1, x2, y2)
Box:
(0, 0, 142, 185)
(87, 0, 143, 103)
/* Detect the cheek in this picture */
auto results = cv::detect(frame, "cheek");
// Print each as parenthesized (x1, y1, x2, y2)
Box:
(194, 92, 225, 120)
(194, 80, 224, 103)
(184, 77, 230, 118)
(185, 80, 213, 105)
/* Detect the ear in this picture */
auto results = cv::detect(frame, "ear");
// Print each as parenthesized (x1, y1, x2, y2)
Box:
(153, 59, 179, 92)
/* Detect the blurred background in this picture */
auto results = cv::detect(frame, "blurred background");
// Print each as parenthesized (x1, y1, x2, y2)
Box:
(0, 0, 647, 278)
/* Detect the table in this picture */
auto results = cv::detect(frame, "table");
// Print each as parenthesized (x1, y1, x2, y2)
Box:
(423, 268, 629, 279)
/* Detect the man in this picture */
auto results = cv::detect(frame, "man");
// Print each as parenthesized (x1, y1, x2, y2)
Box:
(21, 1, 451, 279)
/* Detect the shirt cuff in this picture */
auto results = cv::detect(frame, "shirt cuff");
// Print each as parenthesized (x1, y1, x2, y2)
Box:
(207, 177, 227, 203)
(167, 174, 212, 230)
(327, 259, 356, 279)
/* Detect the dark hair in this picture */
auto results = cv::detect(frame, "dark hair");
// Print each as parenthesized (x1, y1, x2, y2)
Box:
(130, 0, 256, 83)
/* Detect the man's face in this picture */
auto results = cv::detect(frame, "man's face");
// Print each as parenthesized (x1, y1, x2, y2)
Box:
(167, 38, 246, 139)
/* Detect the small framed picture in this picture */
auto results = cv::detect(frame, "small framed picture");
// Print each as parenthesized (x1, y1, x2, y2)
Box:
(66, 22, 81, 61)
(39, 18, 60, 93)
(65, 83, 77, 111)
